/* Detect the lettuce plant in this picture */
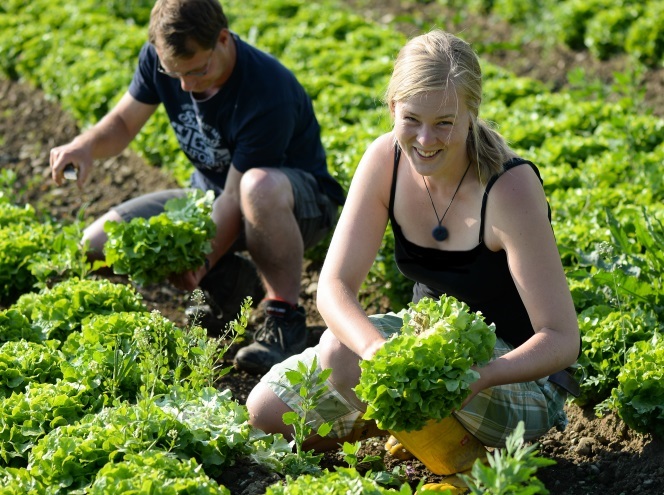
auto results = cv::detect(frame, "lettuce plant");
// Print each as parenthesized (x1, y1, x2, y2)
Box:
(355, 295, 496, 432)
(459, 421, 555, 495)
(610, 333, 664, 438)
(104, 190, 215, 286)
(265, 466, 414, 495)
(88, 450, 230, 495)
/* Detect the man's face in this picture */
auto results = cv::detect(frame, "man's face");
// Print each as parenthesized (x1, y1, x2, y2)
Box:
(157, 46, 217, 92)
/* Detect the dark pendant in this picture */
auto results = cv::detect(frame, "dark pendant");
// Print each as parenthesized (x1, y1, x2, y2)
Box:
(432, 225, 448, 241)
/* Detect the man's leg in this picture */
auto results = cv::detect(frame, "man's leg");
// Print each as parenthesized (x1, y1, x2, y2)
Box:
(83, 189, 187, 260)
(83, 189, 189, 262)
(82, 210, 125, 262)
(192, 251, 265, 336)
(233, 167, 337, 374)
(239, 168, 303, 305)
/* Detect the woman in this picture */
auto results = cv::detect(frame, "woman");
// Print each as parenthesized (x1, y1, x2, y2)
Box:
(245, 29, 579, 453)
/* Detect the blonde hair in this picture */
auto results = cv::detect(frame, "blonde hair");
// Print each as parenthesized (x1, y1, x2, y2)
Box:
(385, 29, 515, 185)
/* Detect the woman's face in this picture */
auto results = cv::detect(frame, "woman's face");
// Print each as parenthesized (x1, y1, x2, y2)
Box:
(393, 89, 471, 177)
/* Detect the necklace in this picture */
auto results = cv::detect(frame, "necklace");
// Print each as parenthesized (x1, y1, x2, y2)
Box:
(422, 162, 471, 241)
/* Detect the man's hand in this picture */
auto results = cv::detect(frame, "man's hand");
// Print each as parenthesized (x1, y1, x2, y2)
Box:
(168, 263, 208, 291)
(50, 139, 93, 188)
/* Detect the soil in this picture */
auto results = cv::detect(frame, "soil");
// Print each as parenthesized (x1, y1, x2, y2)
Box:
(1, 3, 663, 494)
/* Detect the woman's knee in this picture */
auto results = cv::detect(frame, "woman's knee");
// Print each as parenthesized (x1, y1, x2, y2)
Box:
(245, 382, 294, 437)
(318, 330, 362, 397)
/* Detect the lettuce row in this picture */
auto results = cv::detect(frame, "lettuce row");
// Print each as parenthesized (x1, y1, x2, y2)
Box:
(12, 277, 147, 344)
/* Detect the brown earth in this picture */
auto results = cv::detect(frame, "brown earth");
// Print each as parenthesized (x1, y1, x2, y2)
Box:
(1, 3, 663, 493)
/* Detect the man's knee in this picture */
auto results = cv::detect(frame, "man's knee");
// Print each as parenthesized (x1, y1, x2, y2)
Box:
(82, 210, 124, 257)
(240, 168, 293, 212)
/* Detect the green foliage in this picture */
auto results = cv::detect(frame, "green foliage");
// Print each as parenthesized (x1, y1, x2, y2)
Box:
(0, 289, 260, 483)
(0, 465, 46, 494)
(0, 188, 97, 299)
(625, 2, 664, 66)
(104, 190, 216, 286)
(59, 311, 173, 403)
(460, 421, 555, 495)
(355, 295, 496, 432)
(27, 388, 251, 488)
(265, 466, 414, 495)
(0, 309, 42, 344)
(28, 399, 177, 488)
(576, 305, 657, 406)
(0, 340, 64, 398)
(57, 301, 248, 404)
(0, 218, 99, 304)
(176, 292, 250, 389)
(478, 0, 664, 66)
(551, 0, 609, 50)
(88, 450, 230, 495)
(0, 221, 57, 304)
(155, 387, 254, 476)
(0, 202, 36, 227)
(610, 333, 664, 438)
(12, 277, 147, 344)
(0, 380, 99, 468)
(584, 5, 641, 60)
(280, 356, 333, 476)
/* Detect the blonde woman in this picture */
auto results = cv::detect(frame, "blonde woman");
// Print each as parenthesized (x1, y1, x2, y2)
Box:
(247, 30, 579, 458)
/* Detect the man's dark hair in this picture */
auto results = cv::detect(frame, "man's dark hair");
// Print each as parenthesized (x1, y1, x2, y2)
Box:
(148, 0, 229, 58)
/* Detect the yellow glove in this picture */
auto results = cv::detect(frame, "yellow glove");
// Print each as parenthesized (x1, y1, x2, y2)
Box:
(389, 416, 487, 475)
(417, 472, 471, 494)
(384, 435, 415, 460)
(417, 484, 467, 494)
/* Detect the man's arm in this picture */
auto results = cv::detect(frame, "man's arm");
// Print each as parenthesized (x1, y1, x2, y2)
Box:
(50, 91, 158, 187)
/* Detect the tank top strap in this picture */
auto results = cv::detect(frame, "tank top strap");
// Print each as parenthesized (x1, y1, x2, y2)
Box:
(389, 143, 401, 218)
(479, 157, 543, 244)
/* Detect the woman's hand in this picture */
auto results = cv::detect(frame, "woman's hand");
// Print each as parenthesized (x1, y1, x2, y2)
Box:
(360, 338, 387, 361)
(459, 365, 490, 410)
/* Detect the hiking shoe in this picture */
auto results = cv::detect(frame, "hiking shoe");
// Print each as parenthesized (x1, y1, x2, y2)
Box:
(186, 252, 264, 337)
(233, 299, 308, 374)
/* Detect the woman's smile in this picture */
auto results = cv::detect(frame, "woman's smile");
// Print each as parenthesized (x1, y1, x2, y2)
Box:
(414, 147, 443, 159)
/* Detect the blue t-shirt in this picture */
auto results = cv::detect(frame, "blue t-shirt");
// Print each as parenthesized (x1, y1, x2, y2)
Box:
(128, 34, 344, 205)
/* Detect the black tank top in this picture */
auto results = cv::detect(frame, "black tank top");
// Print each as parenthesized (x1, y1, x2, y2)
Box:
(389, 145, 549, 348)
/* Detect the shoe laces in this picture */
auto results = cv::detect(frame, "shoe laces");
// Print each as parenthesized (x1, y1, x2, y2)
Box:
(253, 315, 288, 350)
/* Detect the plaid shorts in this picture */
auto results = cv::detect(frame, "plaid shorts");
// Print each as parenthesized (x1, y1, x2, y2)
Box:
(261, 311, 569, 448)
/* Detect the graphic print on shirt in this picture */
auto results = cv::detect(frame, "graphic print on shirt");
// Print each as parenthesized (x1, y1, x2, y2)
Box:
(171, 102, 231, 173)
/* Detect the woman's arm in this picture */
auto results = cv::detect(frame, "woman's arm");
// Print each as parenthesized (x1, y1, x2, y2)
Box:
(317, 134, 395, 360)
(474, 165, 580, 394)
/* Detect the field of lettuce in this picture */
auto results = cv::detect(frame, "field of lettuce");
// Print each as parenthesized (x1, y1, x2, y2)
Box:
(1, 0, 663, 494)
